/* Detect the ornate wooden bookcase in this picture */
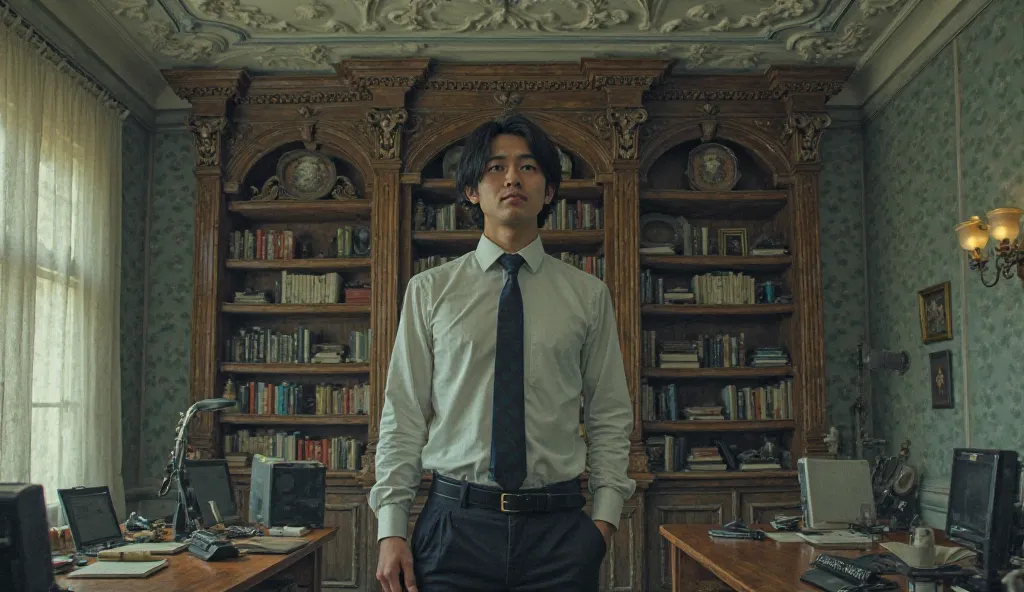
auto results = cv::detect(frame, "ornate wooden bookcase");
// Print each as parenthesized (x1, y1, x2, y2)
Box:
(166, 59, 848, 592)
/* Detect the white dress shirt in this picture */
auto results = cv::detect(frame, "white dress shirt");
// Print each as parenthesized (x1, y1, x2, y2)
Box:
(369, 234, 636, 541)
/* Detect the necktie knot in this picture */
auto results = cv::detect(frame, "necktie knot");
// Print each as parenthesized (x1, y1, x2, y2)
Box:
(498, 253, 526, 275)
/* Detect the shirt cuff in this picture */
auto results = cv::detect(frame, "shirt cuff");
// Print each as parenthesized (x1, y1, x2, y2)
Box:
(376, 504, 410, 542)
(590, 487, 625, 529)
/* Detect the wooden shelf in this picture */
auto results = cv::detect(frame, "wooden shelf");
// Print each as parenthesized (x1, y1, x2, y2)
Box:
(641, 255, 791, 272)
(227, 200, 372, 222)
(654, 470, 797, 480)
(642, 367, 793, 379)
(221, 363, 370, 375)
(219, 414, 370, 426)
(221, 303, 371, 316)
(641, 304, 795, 317)
(228, 466, 361, 479)
(413, 229, 604, 250)
(225, 258, 371, 271)
(640, 190, 787, 219)
(415, 178, 603, 200)
(643, 420, 796, 433)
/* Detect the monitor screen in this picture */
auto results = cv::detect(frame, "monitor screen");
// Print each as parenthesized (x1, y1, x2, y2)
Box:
(948, 452, 995, 537)
(185, 460, 237, 526)
(64, 490, 122, 546)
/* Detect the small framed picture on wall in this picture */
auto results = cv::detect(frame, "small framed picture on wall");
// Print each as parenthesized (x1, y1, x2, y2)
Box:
(918, 281, 952, 343)
(929, 350, 954, 409)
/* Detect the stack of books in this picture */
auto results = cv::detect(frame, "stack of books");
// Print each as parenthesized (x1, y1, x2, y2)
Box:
(687, 446, 728, 472)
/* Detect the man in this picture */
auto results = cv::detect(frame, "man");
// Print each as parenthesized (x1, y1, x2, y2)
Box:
(370, 114, 635, 592)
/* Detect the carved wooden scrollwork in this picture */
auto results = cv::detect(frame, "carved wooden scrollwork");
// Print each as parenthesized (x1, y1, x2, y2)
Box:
(366, 107, 409, 160)
(186, 115, 228, 168)
(608, 107, 648, 160)
(782, 113, 832, 163)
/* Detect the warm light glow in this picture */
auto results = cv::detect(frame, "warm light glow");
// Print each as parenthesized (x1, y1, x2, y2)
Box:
(986, 208, 1023, 242)
(955, 216, 990, 251)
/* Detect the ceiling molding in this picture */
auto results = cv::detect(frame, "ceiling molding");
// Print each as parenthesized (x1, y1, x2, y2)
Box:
(836, 0, 993, 119)
(5, 0, 157, 125)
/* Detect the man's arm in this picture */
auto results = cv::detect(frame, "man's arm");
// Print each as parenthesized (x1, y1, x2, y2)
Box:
(580, 285, 637, 528)
(368, 276, 433, 541)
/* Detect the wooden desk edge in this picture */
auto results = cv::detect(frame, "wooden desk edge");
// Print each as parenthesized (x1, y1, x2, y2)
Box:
(658, 524, 784, 592)
(224, 527, 338, 592)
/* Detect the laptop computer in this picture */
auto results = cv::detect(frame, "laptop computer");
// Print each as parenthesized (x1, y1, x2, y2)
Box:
(57, 486, 187, 556)
(184, 459, 245, 527)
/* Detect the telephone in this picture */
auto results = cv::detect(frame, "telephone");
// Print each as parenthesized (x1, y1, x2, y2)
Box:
(188, 529, 240, 562)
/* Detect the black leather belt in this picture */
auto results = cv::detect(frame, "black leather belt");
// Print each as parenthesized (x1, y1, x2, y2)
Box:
(431, 474, 586, 513)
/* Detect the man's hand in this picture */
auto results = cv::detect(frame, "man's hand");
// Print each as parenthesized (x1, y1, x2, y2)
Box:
(594, 519, 615, 551)
(376, 536, 417, 592)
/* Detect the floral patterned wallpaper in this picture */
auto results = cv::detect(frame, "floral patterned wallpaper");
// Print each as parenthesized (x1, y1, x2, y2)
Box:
(820, 127, 869, 454)
(120, 117, 149, 490)
(139, 130, 196, 488)
(862, 0, 1024, 496)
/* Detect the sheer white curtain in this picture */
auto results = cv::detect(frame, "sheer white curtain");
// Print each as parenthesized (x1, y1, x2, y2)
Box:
(0, 11, 126, 520)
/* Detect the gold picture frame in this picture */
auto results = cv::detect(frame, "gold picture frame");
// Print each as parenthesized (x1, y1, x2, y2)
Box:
(717, 228, 748, 256)
(918, 281, 952, 343)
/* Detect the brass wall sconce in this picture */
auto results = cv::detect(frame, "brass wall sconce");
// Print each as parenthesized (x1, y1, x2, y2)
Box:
(954, 207, 1024, 287)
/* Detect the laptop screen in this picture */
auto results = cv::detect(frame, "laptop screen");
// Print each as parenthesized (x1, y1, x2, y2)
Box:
(185, 459, 238, 526)
(59, 487, 122, 548)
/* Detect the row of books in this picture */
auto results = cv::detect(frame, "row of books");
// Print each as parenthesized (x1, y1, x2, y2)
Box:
(646, 437, 783, 473)
(641, 332, 749, 369)
(226, 327, 371, 364)
(641, 379, 794, 421)
(224, 380, 369, 416)
(228, 226, 367, 261)
(641, 270, 695, 305)
(540, 200, 603, 231)
(223, 430, 363, 471)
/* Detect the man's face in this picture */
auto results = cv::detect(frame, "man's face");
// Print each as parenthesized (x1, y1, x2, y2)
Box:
(465, 133, 553, 230)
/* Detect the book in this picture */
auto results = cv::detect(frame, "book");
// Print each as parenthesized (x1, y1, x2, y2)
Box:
(67, 559, 168, 578)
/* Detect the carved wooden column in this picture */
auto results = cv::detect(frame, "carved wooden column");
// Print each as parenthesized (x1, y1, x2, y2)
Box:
(164, 70, 251, 457)
(768, 67, 850, 458)
(583, 59, 671, 475)
(334, 60, 429, 479)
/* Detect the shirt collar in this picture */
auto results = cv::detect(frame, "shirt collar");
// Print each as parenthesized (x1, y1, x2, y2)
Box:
(474, 233, 545, 274)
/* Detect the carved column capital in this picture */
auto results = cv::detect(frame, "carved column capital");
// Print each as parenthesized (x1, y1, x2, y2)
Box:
(366, 108, 409, 160)
(186, 115, 228, 168)
(608, 107, 648, 161)
(781, 112, 832, 165)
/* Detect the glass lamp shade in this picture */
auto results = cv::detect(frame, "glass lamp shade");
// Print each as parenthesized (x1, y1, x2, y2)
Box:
(986, 207, 1023, 242)
(955, 216, 990, 251)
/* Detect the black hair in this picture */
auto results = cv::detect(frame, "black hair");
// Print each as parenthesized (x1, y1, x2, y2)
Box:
(455, 114, 562, 229)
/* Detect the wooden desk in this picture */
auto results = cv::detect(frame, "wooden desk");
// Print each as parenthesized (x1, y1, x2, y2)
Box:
(659, 524, 953, 592)
(56, 528, 337, 592)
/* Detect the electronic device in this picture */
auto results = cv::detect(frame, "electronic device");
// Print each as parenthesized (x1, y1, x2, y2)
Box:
(249, 455, 326, 528)
(800, 553, 897, 592)
(797, 457, 875, 530)
(945, 448, 1020, 592)
(708, 519, 765, 540)
(187, 529, 239, 562)
(183, 459, 241, 527)
(56, 486, 186, 557)
(0, 483, 56, 592)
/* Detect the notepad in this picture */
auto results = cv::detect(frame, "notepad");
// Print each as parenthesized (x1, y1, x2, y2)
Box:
(118, 541, 188, 554)
(67, 559, 168, 578)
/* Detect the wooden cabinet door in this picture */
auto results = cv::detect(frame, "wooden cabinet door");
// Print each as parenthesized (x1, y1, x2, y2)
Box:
(739, 490, 801, 525)
(645, 491, 735, 592)
(322, 492, 366, 590)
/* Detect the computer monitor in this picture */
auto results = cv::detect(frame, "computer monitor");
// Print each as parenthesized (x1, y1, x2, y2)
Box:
(946, 448, 1020, 591)
(184, 459, 239, 527)
(0, 483, 56, 592)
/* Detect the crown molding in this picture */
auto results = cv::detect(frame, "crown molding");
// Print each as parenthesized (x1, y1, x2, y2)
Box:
(21, 0, 171, 126)
(831, 0, 993, 120)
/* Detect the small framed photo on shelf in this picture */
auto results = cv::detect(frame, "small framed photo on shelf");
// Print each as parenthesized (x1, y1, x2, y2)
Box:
(929, 350, 954, 409)
(918, 281, 952, 343)
(717, 228, 747, 256)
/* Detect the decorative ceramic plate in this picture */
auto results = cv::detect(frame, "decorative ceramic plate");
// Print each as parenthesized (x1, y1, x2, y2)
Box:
(640, 214, 683, 248)
(277, 149, 336, 200)
(686, 142, 740, 191)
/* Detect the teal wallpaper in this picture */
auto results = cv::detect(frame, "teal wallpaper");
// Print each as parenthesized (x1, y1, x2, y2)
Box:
(863, 0, 1024, 495)
(140, 130, 196, 487)
(820, 126, 869, 452)
(120, 117, 150, 490)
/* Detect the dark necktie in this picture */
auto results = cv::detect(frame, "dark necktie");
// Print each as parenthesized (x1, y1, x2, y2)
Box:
(490, 253, 527, 491)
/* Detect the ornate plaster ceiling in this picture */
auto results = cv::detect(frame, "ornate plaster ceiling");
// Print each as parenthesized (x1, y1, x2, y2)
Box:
(81, 0, 917, 73)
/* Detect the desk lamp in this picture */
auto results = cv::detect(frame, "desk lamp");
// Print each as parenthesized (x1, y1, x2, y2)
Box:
(158, 398, 237, 539)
